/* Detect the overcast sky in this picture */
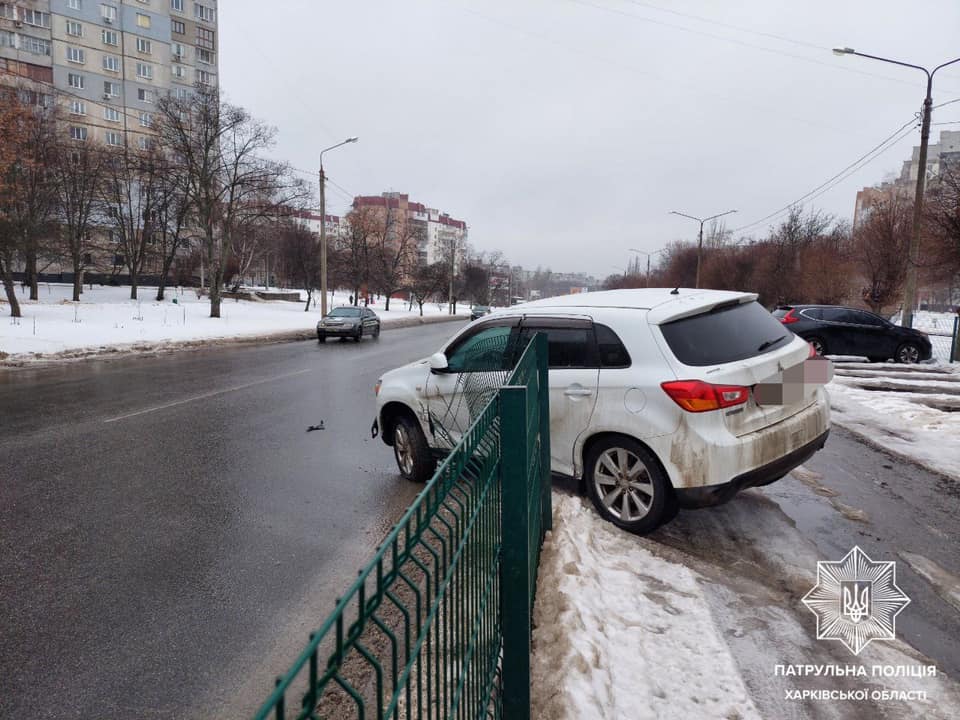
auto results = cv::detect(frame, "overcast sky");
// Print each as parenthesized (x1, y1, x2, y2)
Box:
(220, 0, 960, 279)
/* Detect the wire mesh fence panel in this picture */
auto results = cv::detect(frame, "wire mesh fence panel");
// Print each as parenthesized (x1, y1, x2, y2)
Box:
(254, 334, 550, 720)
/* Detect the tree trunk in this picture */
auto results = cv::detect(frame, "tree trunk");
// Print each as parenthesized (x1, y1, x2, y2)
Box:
(418, 299, 424, 316)
(26, 250, 38, 301)
(72, 250, 82, 302)
(0, 255, 22, 318)
(130, 276, 138, 300)
(304, 289, 312, 312)
(384, 294, 391, 311)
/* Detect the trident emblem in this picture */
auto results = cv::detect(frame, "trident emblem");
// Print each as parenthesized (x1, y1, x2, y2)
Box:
(840, 580, 871, 623)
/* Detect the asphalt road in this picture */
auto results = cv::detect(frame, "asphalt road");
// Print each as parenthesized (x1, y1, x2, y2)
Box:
(0, 319, 467, 720)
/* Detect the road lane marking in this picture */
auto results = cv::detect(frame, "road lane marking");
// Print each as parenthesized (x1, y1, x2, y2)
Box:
(103, 368, 312, 423)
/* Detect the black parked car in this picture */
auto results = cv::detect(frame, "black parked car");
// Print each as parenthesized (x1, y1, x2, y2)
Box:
(317, 306, 380, 342)
(773, 305, 931, 363)
(470, 305, 491, 321)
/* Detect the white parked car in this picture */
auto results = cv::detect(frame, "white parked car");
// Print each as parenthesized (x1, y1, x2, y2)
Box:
(373, 289, 831, 533)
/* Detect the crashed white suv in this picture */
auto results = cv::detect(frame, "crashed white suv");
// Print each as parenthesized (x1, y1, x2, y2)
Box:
(374, 289, 831, 533)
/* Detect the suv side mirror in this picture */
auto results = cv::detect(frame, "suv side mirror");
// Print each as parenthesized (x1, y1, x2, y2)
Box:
(428, 352, 449, 373)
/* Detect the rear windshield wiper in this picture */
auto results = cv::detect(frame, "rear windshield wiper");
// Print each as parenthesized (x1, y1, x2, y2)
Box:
(757, 335, 788, 352)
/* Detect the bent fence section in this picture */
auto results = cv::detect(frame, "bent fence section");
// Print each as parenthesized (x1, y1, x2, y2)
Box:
(253, 333, 551, 720)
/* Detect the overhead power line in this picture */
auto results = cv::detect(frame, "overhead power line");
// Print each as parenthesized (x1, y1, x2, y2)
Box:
(731, 117, 919, 235)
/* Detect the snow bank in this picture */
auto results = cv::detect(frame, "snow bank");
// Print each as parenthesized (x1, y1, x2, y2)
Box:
(0, 283, 468, 362)
(530, 494, 760, 720)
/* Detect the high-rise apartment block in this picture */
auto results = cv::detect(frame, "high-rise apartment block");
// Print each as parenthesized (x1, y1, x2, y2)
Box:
(0, 0, 218, 148)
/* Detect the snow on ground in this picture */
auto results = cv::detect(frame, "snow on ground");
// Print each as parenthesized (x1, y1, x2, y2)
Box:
(530, 494, 761, 720)
(826, 361, 960, 482)
(0, 283, 468, 361)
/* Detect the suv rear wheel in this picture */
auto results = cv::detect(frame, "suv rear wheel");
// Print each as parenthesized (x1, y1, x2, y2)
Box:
(393, 415, 435, 483)
(585, 437, 672, 534)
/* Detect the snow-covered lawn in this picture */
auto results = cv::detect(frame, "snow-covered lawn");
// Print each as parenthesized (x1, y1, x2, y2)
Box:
(827, 361, 960, 481)
(0, 283, 468, 362)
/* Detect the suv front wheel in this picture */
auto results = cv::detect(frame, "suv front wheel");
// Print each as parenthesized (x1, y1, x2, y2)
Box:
(585, 437, 672, 535)
(392, 415, 435, 483)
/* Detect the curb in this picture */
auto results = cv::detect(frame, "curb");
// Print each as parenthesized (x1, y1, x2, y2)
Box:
(0, 313, 469, 369)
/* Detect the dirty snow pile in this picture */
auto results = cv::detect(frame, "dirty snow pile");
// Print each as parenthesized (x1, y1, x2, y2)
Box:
(0, 283, 467, 361)
(827, 362, 960, 482)
(530, 494, 760, 720)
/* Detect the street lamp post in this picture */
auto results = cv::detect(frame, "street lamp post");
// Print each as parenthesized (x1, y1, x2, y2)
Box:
(668, 209, 737, 288)
(833, 48, 960, 329)
(319, 137, 358, 317)
(628, 247, 667, 287)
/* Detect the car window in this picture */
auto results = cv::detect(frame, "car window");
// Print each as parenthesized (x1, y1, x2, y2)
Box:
(848, 310, 885, 326)
(595, 324, 631, 367)
(820, 307, 852, 323)
(800, 307, 823, 320)
(329, 307, 361, 317)
(446, 324, 516, 372)
(772, 307, 791, 318)
(517, 325, 595, 368)
(659, 301, 790, 366)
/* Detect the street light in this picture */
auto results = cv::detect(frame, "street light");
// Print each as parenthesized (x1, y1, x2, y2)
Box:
(628, 247, 667, 287)
(832, 47, 960, 329)
(319, 137, 358, 317)
(668, 209, 737, 288)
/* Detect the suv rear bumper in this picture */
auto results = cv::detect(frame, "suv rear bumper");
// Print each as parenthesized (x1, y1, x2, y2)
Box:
(674, 429, 830, 508)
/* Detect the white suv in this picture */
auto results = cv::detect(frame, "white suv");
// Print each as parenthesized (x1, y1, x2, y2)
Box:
(373, 289, 831, 533)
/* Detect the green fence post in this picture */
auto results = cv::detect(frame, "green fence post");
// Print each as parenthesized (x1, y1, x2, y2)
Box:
(500, 384, 531, 720)
(951, 316, 959, 363)
(534, 333, 552, 533)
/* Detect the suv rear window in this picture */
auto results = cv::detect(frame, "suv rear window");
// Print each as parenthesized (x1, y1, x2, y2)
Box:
(659, 301, 790, 366)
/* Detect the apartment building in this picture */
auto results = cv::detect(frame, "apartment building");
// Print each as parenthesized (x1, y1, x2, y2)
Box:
(352, 192, 468, 269)
(0, 0, 218, 148)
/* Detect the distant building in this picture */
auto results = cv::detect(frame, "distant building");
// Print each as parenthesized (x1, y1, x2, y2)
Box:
(292, 210, 340, 237)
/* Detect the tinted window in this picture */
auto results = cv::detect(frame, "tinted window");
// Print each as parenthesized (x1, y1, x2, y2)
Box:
(772, 307, 791, 318)
(328, 307, 361, 317)
(849, 310, 885, 327)
(446, 324, 515, 372)
(800, 307, 823, 320)
(517, 326, 593, 368)
(595, 324, 631, 367)
(659, 301, 790, 366)
(821, 307, 852, 323)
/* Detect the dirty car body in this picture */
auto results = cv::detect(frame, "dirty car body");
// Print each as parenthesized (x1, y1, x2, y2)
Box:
(374, 288, 831, 533)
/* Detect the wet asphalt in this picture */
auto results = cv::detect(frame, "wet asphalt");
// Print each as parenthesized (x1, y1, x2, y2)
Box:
(0, 320, 466, 720)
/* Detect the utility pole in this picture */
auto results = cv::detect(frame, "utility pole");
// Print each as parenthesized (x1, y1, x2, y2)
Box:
(668, 209, 737, 288)
(318, 137, 358, 317)
(629, 247, 668, 289)
(833, 47, 960, 328)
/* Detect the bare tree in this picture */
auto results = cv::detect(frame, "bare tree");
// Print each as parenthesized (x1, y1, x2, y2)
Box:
(406, 260, 445, 316)
(336, 206, 376, 306)
(154, 169, 192, 301)
(277, 220, 322, 311)
(48, 126, 108, 302)
(854, 191, 910, 314)
(368, 207, 423, 311)
(155, 85, 298, 318)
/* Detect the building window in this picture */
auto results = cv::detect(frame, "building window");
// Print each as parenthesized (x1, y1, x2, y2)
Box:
(101, 4, 117, 22)
(175, 87, 189, 100)
(171, 0, 183, 10)
(196, 48, 214, 65)
(136, 13, 150, 28)
(171, 64, 186, 79)
(102, 29, 118, 46)
(138, 136, 151, 151)
(66, 46, 85, 64)
(171, 41, 185, 59)
(171, 19, 185, 34)
(69, 100, 86, 115)
(139, 111, 153, 127)
(19, 35, 51, 56)
(68, 0, 82, 9)
(103, 55, 120, 72)
(67, 72, 84, 89)
(103, 80, 119, 97)
(136, 62, 153, 80)
(136, 37, 152, 54)
(70, 126, 88, 141)
(66, 20, 83, 36)
(0, 30, 14, 49)
(194, 3, 215, 23)
(105, 131, 122, 147)
(196, 26, 214, 50)
(104, 107, 121, 122)
(195, 69, 212, 85)
(22, 8, 52, 28)
(137, 88, 154, 103)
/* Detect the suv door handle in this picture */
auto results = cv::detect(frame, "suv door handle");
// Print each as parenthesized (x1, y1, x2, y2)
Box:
(564, 387, 593, 397)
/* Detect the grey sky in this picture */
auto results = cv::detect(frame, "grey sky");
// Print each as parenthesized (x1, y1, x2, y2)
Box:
(220, 0, 960, 279)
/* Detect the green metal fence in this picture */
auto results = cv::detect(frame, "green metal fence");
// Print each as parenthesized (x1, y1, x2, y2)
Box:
(253, 333, 551, 720)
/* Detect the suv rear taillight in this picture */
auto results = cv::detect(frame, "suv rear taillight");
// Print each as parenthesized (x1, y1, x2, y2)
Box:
(779, 308, 800, 324)
(661, 380, 750, 413)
